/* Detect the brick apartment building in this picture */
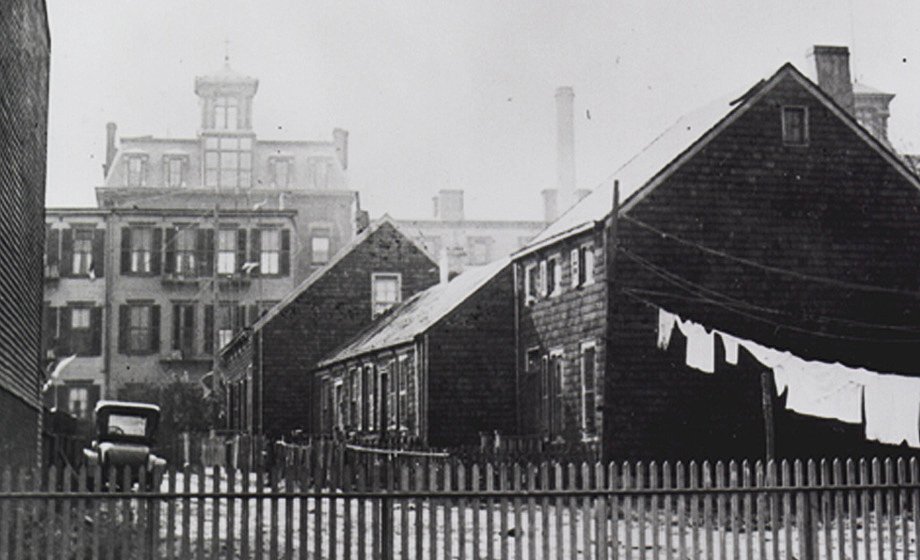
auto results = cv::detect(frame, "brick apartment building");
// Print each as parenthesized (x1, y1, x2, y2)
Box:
(43, 61, 360, 418)
(0, 0, 50, 470)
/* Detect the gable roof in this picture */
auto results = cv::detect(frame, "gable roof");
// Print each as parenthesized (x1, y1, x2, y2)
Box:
(316, 257, 511, 368)
(219, 215, 437, 356)
(514, 63, 920, 258)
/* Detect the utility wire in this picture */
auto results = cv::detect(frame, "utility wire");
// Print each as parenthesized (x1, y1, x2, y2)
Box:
(617, 247, 920, 335)
(622, 215, 920, 300)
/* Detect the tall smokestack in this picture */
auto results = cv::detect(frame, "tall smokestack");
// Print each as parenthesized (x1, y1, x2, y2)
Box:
(104, 122, 117, 178)
(555, 86, 576, 209)
(811, 46, 855, 115)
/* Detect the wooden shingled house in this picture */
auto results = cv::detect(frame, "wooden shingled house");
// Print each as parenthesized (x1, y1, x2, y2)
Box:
(220, 216, 439, 438)
(514, 46, 920, 463)
(314, 257, 515, 448)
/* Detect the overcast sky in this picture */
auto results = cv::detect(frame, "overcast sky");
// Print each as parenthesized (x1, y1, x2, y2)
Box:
(45, 1, 920, 221)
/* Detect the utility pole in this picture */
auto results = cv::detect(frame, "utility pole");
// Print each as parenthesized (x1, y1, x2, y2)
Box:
(602, 180, 619, 464)
(212, 203, 221, 388)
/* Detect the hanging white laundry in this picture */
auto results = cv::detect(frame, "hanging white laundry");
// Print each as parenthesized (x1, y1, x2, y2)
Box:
(678, 319, 715, 374)
(775, 359, 865, 424)
(739, 340, 795, 395)
(720, 333, 740, 365)
(657, 309, 677, 350)
(864, 373, 920, 448)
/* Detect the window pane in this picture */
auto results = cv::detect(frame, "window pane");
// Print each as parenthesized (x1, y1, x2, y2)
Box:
(312, 236, 330, 263)
(240, 153, 252, 170)
(240, 137, 252, 150)
(221, 152, 238, 168)
(205, 137, 218, 149)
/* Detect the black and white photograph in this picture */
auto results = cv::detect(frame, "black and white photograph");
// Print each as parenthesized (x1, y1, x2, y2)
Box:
(2, 0, 920, 557)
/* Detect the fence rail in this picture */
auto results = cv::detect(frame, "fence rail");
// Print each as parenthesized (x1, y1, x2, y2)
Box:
(2, 456, 920, 559)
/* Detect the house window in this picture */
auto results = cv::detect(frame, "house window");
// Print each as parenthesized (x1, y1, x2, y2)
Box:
(217, 230, 237, 274)
(67, 306, 95, 356)
(130, 228, 153, 273)
(271, 158, 291, 188)
(214, 96, 239, 130)
(127, 305, 153, 354)
(364, 364, 380, 431)
(350, 368, 360, 431)
(333, 380, 344, 432)
(165, 157, 185, 188)
(386, 361, 398, 431)
(126, 156, 146, 187)
(204, 136, 252, 188)
(372, 273, 401, 318)
(174, 229, 197, 275)
(217, 304, 242, 349)
(311, 234, 330, 264)
(260, 229, 280, 274)
(547, 255, 562, 296)
(581, 342, 598, 438)
(360, 366, 371, 431)
(547, 350, 564, 438)
(67, 386, 90, 419)
(572, 243, 595, 287)
(398, 355, 410, 431)
(782, 106, 808, 145)
(172, 303, 195, 356)
(524, 262, 540, 304)
(72, 229, 95, 276)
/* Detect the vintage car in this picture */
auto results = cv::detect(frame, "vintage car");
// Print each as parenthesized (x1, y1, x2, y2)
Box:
(82, 400, 166, 489)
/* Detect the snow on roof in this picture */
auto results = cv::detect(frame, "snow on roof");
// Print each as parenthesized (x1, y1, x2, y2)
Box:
(317, 257, 511, 368)
(519, 88, 753, 255)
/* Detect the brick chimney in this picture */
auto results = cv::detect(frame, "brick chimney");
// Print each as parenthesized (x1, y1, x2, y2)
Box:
(104, 122, 117, 178)
(811, 45, 855, 115)
(555, 86, 576, 209)
(333, 128, 349, 170)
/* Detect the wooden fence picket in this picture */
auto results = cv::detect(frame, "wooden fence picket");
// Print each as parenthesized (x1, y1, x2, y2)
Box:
(567, 462, 576, 560)
(754, 461, 765, 560)
(703, 461, 713, 560)
(820, 459, 832, 560)
(459, 463, 468, 560)
(623, 461, 633, 560)
(715, 461, 726, 560)
(781, 460, 793, 559)
(885, 458, 897, 560)
(727, 461, 739, 560)
(897, 458, 909, 560)
(676, 461, 686, 560)
(596, 462, 607, 560)
(662, 461, 672, 560)
(872, 458, 883, 560)
(637, 461, 647, 560)
(690, 461, 700, 560)
(447, 461, 455, 560)
(554, 463, 563, 560)
(242, 467, 251, 560)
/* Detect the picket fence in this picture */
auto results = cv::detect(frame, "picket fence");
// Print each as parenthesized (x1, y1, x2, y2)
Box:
(1, 456, 920, 559)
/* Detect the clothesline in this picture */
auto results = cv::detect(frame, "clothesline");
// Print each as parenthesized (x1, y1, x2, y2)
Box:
(656, 305, 920, 449)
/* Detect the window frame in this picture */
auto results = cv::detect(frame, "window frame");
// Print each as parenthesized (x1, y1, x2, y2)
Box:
(204, 135, 253, 188)
(524, 262, 538, 304)
(72, 228, 95, 276)
(781, 105, 809, 146)
(129, 227, 154, 274)
(371, 272, 402, 318)
(125, 154, 147, 187)
(217, 229, 238, 275)
(127, 304, 153, 355)
(546, 254, 562, 297)
(164, 155, 188, 188)
(547, 348, 565, 439)
(311, 234, 331, 265)
(580, 340, 598, 440)
(174, 228, 198, 276)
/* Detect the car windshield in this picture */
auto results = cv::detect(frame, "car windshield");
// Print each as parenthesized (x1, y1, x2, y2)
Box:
(107, 414, 147, 437)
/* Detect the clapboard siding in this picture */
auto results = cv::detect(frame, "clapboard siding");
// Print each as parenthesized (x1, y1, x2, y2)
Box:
(0, 0, 49, 470)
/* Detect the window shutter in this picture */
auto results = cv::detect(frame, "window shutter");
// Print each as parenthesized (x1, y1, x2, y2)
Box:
(89, 307, 102, 357)
(46, 227, 60, 269)
(150, 305, 161, 353)
(570, 248, 580, 288)
(204, 304, 214, 355)
(164, 228, 176, 274)
(118, 305, 128, 354)
(236, 229, 247, 273)
(280, 229, 291, 276)
(195, 229, 207, 276)
(584, 245, 594, 284)
(92, 229, 105, 277)
(172, 304, 181, 351)
(58, 307, 72, 356)
(204, 229, 215, 276)
(183, 305, 195, 353)
(151, 228, 163, 274)
(120, 227, 132, 274)
(249, 229, 261, 277)
(60, 229, 73, 277)
(42, 304, 57, 357)
(539, 260, 547, 297)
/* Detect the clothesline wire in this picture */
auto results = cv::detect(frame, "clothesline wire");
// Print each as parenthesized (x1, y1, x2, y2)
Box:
(620, 287, 920, 344)
(617, 247, 920, 335)
(621, 215, 920, 300)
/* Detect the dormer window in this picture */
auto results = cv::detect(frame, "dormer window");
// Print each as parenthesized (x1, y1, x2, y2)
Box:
(214, 96, 239, 130)
(204, 136, 252, 188)
(782, 106, 808, 146)
(125, 155, 147, 187)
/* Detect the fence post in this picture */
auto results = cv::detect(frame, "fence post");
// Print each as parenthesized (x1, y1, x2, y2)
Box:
(380, 453, 394, 560)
